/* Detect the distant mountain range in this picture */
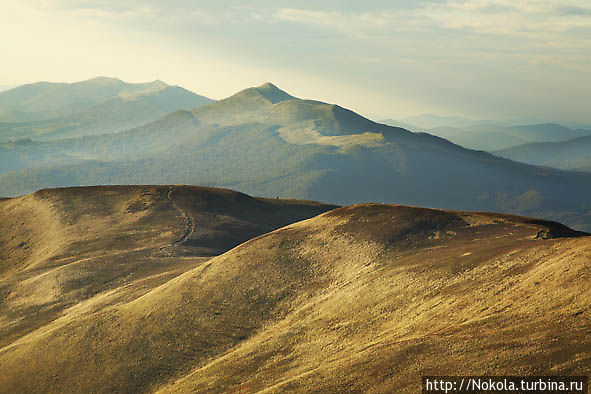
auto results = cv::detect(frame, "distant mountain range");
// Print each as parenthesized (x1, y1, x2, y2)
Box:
(383, 117, 591, 170)
(382, 119, 591, 151)
(494, 135, 591, 172)
(391, 114, 503, 129)
(391, 113, 591, 131)
(0, 77, 212, 141)
(1, 81, 591, 231)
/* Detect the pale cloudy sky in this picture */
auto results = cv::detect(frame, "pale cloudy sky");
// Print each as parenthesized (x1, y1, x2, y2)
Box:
(1, 0, 590, 123)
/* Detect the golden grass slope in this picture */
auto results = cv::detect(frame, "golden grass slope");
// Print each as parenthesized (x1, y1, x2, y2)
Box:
(0, 197, 589, 393)
(0, 185, 335, 352)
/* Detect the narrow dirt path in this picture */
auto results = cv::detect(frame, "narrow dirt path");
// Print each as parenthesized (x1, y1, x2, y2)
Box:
(167, 186, 195, 246)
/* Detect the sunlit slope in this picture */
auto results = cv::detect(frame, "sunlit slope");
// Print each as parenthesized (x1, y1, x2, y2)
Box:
(0, 202, 588, 393)
(0, 185, 335, 351)
(1, 83, 591, 231)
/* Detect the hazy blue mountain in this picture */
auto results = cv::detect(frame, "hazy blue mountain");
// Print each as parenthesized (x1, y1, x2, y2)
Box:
(0, 77, 212, 141)
(397, 114, 501, 129)
(422, 126, 527, 151)
(379, 119, 427, 132)
(495, 135, 591, 171)
(1, 82, 591, 231)
(382, 120, 591, 151)
(498, 123, 591, 143)
(0, 77, 138, 121)
(0, 85, 14, 93)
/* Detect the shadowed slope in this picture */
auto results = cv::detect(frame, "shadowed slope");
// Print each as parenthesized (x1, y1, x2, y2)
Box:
(0, 185, 336, 350)
(0, 201, 588, 393)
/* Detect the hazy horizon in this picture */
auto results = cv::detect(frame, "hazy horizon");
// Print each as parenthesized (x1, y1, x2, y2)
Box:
(2, 1, 590, 124)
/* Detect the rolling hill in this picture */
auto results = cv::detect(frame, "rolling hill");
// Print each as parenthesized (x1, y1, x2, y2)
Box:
(0, 185, 336, 350)
(0, 185, 589, 393)
(1, 83, 591, 231)
(495, 135, 591, 172)
(0, 77, 212, 141)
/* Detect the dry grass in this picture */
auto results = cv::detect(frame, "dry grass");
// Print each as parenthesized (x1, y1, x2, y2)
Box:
(0, 185, 334, 353)
(0, 191, 589, 393)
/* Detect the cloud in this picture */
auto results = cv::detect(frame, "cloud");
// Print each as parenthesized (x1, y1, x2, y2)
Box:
(422, 0, 591, 35)
(558, 5, 591, 16)
(273, 1, 591, 38)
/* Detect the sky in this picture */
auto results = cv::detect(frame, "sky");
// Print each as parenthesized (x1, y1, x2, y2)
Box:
(1, 0, 590, 124)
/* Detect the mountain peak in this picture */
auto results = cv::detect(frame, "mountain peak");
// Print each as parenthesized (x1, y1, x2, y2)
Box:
(146, 79, 168, 88)
(259, 81, 277, 88)
(218, 82, 298, 109)
(82, 76, 125, 86)
(251, 82, 297, 104)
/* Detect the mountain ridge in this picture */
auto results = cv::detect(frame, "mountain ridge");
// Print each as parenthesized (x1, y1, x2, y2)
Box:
(0, 77, 213, 141)
(1, 82, 591, 231)
(0, 77, 213, 123)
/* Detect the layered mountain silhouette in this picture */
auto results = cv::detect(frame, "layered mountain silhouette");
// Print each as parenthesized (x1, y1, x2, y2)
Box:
(395, 113, 498, 129)
(0, 185, 589, 393)
(495, 135, 591, 172)
(382, 119, 591, 151)
(0, 77, 212, 141)
(1, 82, 591, 231)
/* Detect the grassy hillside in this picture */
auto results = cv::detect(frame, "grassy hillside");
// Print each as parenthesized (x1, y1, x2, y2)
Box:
(494, 135, 591, 171)
(0, 77, 212, 141)
(0, 185, 336, 350)
(1, 83, 591, 231)
(0, 186, 588, 393)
